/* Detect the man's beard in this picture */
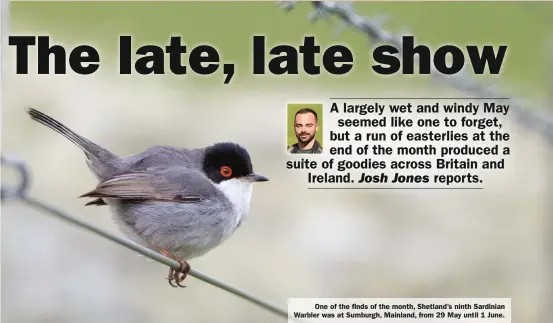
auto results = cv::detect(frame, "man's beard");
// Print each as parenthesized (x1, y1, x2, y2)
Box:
(296, 132, 315, 145)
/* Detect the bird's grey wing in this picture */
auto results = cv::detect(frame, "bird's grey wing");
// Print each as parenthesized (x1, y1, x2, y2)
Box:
(119, 146, 205, 173)
(80, 166, 218, 204)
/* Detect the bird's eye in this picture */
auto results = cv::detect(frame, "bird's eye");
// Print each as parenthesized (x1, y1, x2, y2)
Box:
(220, 166, 232, 177)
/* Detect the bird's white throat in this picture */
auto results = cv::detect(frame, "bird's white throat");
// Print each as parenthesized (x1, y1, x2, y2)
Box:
(216, 178, 253, 228)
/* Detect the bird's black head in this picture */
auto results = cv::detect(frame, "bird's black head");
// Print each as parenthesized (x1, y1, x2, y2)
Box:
(202, 142, 269, 184)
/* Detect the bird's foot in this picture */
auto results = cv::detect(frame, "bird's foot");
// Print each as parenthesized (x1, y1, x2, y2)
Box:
(159, 249, 191, 288)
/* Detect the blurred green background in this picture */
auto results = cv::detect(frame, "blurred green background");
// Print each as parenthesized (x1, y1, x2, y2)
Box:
(287, 103, 324, 148)
(4, 2, 553, 323)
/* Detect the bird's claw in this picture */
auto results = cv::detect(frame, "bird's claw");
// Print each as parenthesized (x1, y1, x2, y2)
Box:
(167, 260, 190, 288)
(159, 249, 190, 288)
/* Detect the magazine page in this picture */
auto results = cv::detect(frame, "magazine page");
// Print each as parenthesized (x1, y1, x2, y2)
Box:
(2, 1, 550, 323)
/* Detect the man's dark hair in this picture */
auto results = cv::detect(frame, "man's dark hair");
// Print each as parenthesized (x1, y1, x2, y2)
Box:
(294, 108, 318, 123)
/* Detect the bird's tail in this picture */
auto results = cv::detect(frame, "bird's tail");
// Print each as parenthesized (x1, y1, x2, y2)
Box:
(27, 107, 116, 161)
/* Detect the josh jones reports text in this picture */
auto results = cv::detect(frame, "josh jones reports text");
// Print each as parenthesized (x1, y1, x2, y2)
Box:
(287, 99, 510, 187)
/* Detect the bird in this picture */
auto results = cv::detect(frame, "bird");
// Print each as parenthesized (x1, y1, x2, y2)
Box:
(26, 107, 269, 287)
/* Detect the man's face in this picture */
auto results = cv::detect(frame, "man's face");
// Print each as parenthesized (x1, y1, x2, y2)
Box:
(294, 112, 318, 145)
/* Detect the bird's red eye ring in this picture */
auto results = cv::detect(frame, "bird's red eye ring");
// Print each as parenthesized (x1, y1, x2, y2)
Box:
(220, 166, 232, 178)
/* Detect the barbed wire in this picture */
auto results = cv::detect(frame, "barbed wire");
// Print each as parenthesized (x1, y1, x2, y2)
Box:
(0, 154, 291, 321)
(277, 1, 553, 143)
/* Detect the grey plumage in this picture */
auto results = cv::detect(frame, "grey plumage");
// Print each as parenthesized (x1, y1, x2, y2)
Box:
(27, 107, 267, 269)
(97, 167, 238, 260)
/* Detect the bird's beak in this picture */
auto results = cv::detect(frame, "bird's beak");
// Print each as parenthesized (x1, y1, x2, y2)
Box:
(244, 173, 269, 182)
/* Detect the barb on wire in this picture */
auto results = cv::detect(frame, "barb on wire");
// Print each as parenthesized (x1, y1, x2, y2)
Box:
(0, 154, 290, 321)
(278, 1, 553, 143)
